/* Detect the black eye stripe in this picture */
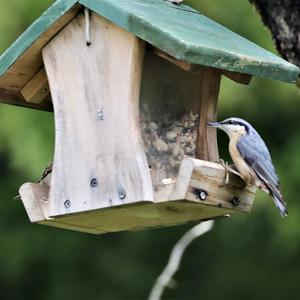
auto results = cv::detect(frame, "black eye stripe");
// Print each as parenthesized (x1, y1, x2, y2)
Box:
(225, 120, 242, 126)
(222, 120, 249, 133)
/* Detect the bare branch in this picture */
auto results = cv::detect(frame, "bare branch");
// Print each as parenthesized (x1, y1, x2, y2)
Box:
(148, 220, 214, 300)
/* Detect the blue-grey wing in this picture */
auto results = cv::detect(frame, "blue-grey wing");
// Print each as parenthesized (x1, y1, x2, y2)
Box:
(237, 130, 287, 217)
(237, 133, 279, 189)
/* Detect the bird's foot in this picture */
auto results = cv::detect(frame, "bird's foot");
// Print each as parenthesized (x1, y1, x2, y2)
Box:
(218, 159, 242, 186)
(219, 159, 230, 185)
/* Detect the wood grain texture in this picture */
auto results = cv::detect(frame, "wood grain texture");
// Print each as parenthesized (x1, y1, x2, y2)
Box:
(21, 68, 50, 103)
(0, 1, 80, 110)
(43, 13, 153, 217)
(19, 158, 255, 234)
(196, 67, 221, 162)
(0, 87, 52, 111)
(151, 46, 202, 74)
(171, 157, 255, 212)
(19, 183, 50, 222)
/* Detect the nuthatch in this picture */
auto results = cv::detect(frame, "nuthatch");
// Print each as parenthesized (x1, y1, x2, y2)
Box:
(208, 117, 288, 217)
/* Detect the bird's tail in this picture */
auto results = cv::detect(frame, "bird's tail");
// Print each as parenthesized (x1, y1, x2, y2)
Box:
(271, 192, 288, 218)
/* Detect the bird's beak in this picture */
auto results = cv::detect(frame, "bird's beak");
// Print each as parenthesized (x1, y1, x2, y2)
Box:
(207, 122, 221, 128)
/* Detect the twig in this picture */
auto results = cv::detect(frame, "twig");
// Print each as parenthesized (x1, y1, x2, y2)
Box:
(148, 220, 214, 300)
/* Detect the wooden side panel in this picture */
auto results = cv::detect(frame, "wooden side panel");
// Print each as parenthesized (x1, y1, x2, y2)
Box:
(21, 68, 50, 103)
(43, 13, 153, 217)
(196, 67, 221, 162)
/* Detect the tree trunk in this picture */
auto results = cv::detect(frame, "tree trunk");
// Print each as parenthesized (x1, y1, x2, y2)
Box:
(249, 0, 300, 67)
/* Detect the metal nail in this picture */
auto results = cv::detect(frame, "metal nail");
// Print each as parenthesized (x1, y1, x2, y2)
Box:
(119, 190, 126, 200)
(90, 178, 98, 187)
(97, 108, 104, 120)
(192, 188, 207, 201)
(64, 200, 71, 208)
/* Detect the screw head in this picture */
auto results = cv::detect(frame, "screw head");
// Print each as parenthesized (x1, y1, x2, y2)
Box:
(192, 188, 207, 201)
(231, 197, 240, 206)
(64, 200, 71, 208)
(41, 88, 48, 94)
(199, 191, 207, 200)
(119, 190, 126, 200)
(97, 108, 104, 120)
(90, 178, 98, 188)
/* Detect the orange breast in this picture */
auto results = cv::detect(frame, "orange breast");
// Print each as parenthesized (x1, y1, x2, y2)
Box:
(229, 133, 259, 186)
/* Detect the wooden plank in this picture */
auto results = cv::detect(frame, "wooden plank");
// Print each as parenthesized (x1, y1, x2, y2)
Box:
(19, 182, 233, 235)
(171, 157, 255, 212)
(18, 158, 254, 234)
(151, 46, 202, 74)
(19, 183, 50, 222)
(43, 12, 153, 217)
(196, 67, 221, 162)
(0, 87, 52, 111)
(51, 201, 231, 234)
(222, 70, 252, 85)
(20, 187, 233, 234)
(21, 68, 50, 103)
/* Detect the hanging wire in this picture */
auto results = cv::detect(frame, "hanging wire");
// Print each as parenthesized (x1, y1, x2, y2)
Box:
(84, 7, 91, 46)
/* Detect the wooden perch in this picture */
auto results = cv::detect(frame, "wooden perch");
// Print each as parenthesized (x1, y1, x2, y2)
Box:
(19, 158, 255, 234)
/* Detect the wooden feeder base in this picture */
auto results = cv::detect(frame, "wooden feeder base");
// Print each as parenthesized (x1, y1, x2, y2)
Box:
(19, 159, 256, 234)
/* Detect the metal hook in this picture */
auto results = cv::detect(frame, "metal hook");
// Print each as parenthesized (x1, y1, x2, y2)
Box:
(85, 7, 91, 46)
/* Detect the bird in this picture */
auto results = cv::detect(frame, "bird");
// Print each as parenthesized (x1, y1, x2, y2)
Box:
(39, 161, 53, 186)
(208, 117, 287, 217)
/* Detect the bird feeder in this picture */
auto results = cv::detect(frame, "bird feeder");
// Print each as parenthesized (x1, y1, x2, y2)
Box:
(0, 0, 298, 234)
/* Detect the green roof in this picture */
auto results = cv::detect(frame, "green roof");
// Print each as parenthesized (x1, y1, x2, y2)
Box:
(0, 0, 298, 109)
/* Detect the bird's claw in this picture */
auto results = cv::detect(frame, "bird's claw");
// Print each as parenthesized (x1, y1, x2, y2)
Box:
(219, 159, 230, 185)
(218, 159, 241, 186)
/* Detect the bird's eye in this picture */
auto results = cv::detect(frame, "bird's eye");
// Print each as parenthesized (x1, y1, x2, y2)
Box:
(228, 120, 235, 125)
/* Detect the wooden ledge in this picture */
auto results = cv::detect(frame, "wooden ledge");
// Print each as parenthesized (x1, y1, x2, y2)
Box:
(19, 158, 256, 234)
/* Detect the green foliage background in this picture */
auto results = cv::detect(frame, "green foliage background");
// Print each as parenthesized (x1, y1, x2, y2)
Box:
(0, 1, 299, 299)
